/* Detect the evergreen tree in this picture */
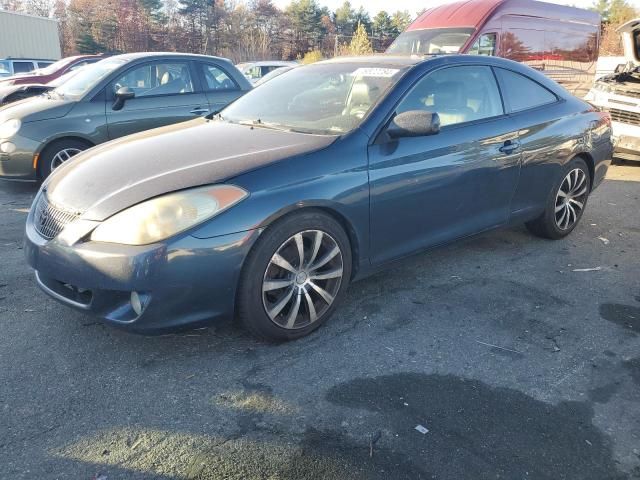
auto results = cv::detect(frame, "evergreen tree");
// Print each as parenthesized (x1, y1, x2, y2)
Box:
(373, 10, 399, 38)
(349, 21, 372, 55)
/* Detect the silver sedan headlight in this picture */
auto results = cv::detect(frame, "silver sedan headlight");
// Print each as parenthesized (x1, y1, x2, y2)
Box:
(90, 185, 248, 245)
(0, 119, 21, 139)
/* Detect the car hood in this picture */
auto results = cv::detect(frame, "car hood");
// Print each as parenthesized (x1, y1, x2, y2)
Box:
(44, 118, 337, 221)
(618, 19, 640, 64)
(0, 95, 75, 123)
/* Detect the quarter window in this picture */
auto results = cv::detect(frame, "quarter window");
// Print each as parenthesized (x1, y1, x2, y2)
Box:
(494, 68, 557, 112)
(200, 64, 238, 91)
(396, 65, 504, 127)
(468, 33, 497, 56)
(112, 62, 194, 97)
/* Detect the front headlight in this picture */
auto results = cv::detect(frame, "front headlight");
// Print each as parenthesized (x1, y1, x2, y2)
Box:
(90, 185, 248, 245)
(0, 118, 21, 139)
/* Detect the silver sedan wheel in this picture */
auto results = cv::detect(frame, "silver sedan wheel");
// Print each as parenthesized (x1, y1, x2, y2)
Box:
(555, 168, 588, 230)
(262, 229, 344, 330)
(50, 147, 83, 171)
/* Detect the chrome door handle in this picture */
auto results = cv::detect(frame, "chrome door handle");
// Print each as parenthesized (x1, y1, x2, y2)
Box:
(190, 107, 209, 115)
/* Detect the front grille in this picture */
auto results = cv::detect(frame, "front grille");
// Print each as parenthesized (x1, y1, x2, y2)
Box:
(607, 108, 640, 127)
(612, 87, 640, 99)
(33, 193, 79, 239)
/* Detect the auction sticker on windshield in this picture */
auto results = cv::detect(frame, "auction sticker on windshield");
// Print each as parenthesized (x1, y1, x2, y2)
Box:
(352, 68, 400, 77)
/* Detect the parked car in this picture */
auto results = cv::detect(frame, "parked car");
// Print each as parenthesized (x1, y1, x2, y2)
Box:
(254, 65, 297, 86)
(0, 68, 83, 107)
(0, 58, 55, 78)
(0, 55, 103, 87)
(585, 19, 640, 162)
(0, 52, 252, 181)
(387, 0, 600, 98)
(236, 61, 298, 83)
(24, 55, 612, 340)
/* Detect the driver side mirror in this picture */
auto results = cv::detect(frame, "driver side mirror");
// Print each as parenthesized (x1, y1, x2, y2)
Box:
(386, 110, 440, 139)
(112, 86, 135, 111)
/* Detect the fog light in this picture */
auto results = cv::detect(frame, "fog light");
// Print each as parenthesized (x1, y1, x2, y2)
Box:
(131, 291, 143, 316)
(0, 142, 15, 154)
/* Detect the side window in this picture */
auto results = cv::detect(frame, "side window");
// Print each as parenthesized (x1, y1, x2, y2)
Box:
(38, 62, 52, 69)
(13, 61, 35, 73)
(244, 66, 261, 80)
(494, 67, 557, 112)
(112, 62, 194, 97)
(396, 65, 504, 127)
(468, 33, 497, 56)
(200, 63, 238, 91)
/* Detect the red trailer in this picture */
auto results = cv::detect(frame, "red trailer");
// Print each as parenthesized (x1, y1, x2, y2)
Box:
(387, 0, 600, 97)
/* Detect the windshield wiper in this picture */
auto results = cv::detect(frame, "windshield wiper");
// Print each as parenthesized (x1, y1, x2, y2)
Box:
(237, 119, 293, 132)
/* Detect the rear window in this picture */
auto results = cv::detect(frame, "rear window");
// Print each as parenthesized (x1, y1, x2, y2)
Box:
(494, 68, 557, 112)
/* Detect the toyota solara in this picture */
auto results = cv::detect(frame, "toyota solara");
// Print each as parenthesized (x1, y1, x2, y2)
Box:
(24, 55, 613, 340)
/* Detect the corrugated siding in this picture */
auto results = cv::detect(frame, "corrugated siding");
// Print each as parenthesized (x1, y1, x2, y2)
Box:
(0, 10, 61, 60)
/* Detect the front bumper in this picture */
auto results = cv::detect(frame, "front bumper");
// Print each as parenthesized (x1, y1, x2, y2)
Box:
(0, 133, 40, 181)
(24, 216, 260, 334)
(611, 121, 640, 161)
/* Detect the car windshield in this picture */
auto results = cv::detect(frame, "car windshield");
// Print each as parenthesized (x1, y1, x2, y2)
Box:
(387, 28, 475, 55)
(53, 58, 126, 99)
(47, 67, 83, 87)
(32, 58, 70, 75)
(221, 62, 408, 135)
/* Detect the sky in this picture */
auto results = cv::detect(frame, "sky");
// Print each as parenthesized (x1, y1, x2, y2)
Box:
(271, 0, 640, 15)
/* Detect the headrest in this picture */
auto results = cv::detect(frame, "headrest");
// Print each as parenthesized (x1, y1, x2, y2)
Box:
(433, 81, 466, 109)
(349, 82, 370, 106)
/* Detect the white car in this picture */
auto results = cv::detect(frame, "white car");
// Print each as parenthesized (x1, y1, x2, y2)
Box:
(236, 61, 298, 84)
(586, 19, 640, 161)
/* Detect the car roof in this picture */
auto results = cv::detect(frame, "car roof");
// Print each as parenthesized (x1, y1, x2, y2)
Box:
(408, 0, 599, 30)
(319, 55, 424, 67)
(107, 52, 232, 63)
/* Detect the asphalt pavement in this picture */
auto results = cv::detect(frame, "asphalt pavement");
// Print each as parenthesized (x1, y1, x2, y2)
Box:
(0, 164, 639, 479)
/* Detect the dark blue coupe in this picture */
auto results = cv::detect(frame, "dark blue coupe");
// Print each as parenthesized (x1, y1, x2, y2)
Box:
(24, 55, 613, 340)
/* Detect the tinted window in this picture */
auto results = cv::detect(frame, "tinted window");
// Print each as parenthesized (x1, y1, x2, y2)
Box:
(396, 65, 503, 127)
(495, 68, 557, 112)
(200, 64, 238, 91)
(468, 33, 496, 56)
(13, 61, 34, 73)
(38, 61, 53, 69)
(113, 62, 194, 97)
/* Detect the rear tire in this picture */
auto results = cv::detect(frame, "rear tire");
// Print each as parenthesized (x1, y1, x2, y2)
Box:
(38, 139, 91, 180)
(526, 157, 591, 240)
(237, 210, 352, 341)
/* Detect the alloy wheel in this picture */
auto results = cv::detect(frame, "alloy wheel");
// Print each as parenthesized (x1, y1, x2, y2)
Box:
(262, 229, 344, 330)
(50, 148, 83, 171)
(555, 168, 588, 230)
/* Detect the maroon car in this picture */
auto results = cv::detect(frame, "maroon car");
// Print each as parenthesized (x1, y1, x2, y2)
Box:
(0, 55, 104, 86)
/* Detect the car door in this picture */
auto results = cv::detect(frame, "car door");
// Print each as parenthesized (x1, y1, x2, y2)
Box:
(105, 60, 209, 140)
(368, 65, 522, 264)
(197, 61, 245, 113)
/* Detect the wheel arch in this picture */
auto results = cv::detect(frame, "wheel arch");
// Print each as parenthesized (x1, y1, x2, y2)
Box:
(248, 202, 363, 281)
(572, 152, 595, 188)
(36, 136, 95, 179)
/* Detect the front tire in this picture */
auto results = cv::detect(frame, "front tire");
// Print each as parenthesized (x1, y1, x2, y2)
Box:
(237, 210, 352, 341)
(526, 157, 591, 239)
(38, 139, 91, 180)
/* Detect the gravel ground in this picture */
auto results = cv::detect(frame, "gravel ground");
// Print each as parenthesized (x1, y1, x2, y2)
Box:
(0, 163, 639, 480)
